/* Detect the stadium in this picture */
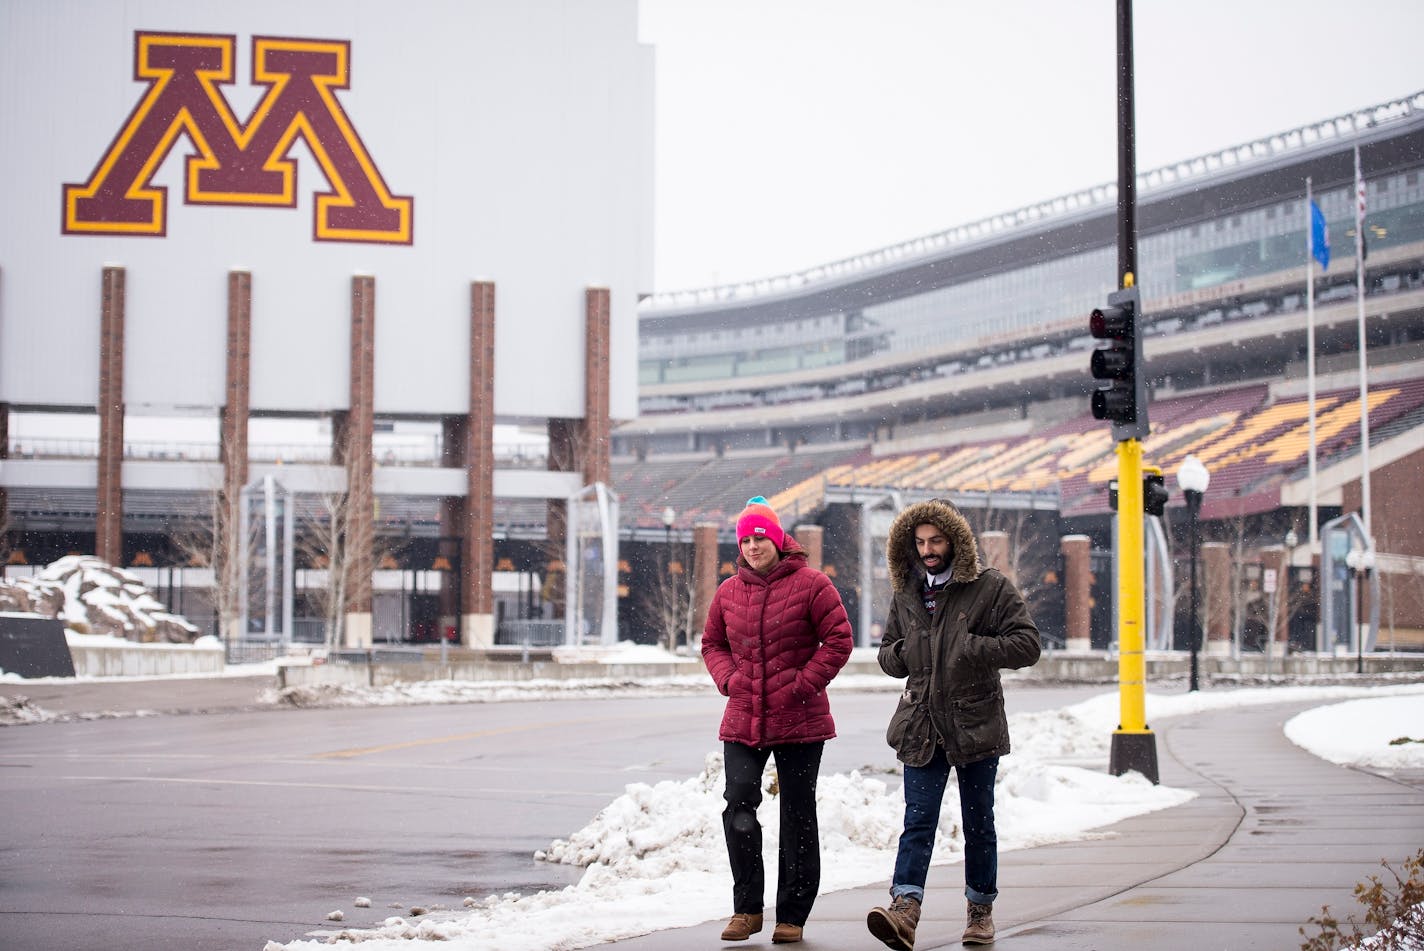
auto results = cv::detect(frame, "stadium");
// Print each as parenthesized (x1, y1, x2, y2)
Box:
(608, 89, 1424, 655)
(1, 0, 1421, 662)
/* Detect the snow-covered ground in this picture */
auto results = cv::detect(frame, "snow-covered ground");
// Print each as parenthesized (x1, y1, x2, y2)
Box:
(2, 636, 1419, 949)
(253, 679, 1424, 951)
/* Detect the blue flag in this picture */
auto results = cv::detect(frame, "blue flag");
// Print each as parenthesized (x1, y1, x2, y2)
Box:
(1310, 200, 1330, 271)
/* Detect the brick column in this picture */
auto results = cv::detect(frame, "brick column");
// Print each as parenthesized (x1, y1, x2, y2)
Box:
(693, 522, 720, 647)
(342, 275, 376, 647)
(580, 287, 611, 486)
(217, 270, 252, 640)
(980, 530, 1010, 578)
(1061, 534, 1092, 652)
(796, 524, 823, 572)
(462, 281, 496, 647)
(542, 287, 612, 623)
(1202, 541, 1232, 655)
(96, 266, 125, 566)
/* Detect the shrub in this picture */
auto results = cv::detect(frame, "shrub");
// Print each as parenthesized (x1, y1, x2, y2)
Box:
(1301, 849, 1424, 950)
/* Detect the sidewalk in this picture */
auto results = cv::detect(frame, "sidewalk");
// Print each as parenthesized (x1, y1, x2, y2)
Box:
(1, 670, 278, 719)
(603, 700, 1424, 950)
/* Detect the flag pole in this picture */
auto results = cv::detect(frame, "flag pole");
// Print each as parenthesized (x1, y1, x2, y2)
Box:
(1305, 178, 1319, 555)
(1353, 146, 1372, 549)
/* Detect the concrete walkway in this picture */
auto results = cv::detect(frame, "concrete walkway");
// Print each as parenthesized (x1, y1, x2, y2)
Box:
(604, 699, 1424, 950)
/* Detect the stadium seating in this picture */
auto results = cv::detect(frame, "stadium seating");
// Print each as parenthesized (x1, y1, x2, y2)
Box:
(612, 377, 1424, 529)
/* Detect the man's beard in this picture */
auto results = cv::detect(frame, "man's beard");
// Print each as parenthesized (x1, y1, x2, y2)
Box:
(920, 554, 945, 573)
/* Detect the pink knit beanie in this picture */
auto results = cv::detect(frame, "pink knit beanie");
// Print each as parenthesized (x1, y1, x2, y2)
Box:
(735, 496, 785, 550)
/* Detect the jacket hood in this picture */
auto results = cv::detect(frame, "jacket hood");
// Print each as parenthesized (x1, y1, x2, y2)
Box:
(886, 499, 981, 593)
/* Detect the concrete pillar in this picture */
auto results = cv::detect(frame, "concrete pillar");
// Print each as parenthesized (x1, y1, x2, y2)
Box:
(980, 530, 1010, 578)
(96, 265, 125, 566)
(461, 280, 496, 647)
(1202, 541, 1232, 655)
(1061, 534, 1092, 652)
(796, 524, 824, 572)
(693, 522, 720, 645)
(342, 275, 376, 647)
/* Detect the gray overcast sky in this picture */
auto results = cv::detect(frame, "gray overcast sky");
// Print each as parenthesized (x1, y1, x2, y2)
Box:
(639, 0, 1424, 292)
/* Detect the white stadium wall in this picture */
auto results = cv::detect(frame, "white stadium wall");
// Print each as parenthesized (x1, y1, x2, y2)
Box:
(0, 0, 652, 421)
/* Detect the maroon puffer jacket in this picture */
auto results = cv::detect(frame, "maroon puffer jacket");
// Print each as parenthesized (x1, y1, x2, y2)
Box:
(701, 541, 853, 747)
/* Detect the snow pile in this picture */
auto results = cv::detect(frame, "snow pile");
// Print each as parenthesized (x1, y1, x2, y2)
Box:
(0, 694, 54, 725)
(267, 675, 713, 709)
(1285, 694, 1424, 770)
(0, 556, 199, 643)
(266, 697, 1194, 950)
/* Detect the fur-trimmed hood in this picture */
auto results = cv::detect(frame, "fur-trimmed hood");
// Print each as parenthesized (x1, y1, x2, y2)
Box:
(886, 498, 982, 593)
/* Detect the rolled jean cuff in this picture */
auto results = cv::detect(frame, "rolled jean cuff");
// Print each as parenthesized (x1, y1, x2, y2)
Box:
(965, 884, 996, 906)
(891, 884, 924, 903)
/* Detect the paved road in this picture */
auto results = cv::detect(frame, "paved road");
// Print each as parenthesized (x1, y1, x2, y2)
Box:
(5, 675, 1417, 950)
(2, 675, 1097, 950)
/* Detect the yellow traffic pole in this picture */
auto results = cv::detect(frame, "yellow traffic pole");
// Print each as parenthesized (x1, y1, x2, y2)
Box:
(1109, 431, 1158, 782)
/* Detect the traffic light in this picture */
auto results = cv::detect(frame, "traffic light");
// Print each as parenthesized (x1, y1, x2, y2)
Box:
(1143, 468, 1169, 516)
(1107, 473, 1169, 515)
(1089, 286, 1148, 441)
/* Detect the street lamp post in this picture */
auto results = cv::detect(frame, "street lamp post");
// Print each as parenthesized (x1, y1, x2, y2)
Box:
(1345, 544, 1374, 674)
(661, 506, 676, 650)
(1177, 455, 1210, 692)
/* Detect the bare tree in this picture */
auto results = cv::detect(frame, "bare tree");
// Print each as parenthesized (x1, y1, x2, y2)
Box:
(638, 540, 696, 652)
(166, 463, 248, 643)
(295, 488, 354, 649)
(960, 485, 1057, 620)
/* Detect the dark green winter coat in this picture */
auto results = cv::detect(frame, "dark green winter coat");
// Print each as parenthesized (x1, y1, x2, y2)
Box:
(878, 499, 1041, 767)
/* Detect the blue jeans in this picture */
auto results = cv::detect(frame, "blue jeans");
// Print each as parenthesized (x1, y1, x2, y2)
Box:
(890, 749, 999, 906)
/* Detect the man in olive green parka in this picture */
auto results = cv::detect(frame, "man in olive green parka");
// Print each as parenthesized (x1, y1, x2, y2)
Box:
(867, 498, 1041, 949)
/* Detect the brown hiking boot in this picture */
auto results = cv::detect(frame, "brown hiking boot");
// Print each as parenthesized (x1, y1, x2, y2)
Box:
(962, 900, 995, 944)
(867, 894, 920, 950)
(720, 912, 763, 941)
(771, 922, 803, 943)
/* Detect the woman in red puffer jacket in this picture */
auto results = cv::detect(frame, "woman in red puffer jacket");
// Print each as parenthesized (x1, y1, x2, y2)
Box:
(701, 496, 853, 945)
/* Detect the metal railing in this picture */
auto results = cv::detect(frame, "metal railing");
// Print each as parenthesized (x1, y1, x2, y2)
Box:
(496, 620, 565, 648)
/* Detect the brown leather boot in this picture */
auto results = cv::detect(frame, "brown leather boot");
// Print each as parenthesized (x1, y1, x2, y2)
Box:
(867, 894, 920, 950)
(720, 912, 763, 941)
(962, 900, 995, 944)
(771, 922, 803, 943)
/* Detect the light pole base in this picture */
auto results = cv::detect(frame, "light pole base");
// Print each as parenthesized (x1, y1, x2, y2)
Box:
(1109, 731, 1159, 784)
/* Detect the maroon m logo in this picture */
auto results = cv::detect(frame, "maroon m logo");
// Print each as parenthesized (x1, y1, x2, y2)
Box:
(63, 31, 413, 244)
